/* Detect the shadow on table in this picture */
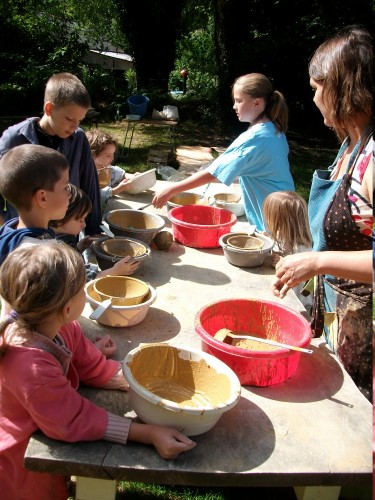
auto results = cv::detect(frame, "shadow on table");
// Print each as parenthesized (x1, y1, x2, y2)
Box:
(108, 396, 275, 476)
(246, 342, 347, 404)
(137, 243, 232, 287)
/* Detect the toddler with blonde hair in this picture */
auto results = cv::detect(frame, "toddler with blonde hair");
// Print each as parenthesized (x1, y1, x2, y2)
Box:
(263, 191, 313, 309)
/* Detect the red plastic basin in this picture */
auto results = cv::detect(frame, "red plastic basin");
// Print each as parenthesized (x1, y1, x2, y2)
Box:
(195, 298, 312, 386)
(168, 204, 237, 248)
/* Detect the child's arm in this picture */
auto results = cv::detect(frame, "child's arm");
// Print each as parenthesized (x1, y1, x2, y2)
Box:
(77, 235, 98, 253)
(94, 334, 117, 359)
(111, 177, 133, 196)
(128, 422, 197, 459)
(96, 255, 141, 277)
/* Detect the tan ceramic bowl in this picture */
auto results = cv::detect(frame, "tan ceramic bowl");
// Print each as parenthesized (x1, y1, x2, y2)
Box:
(167, 192, 210, 211)
(85, 280, 157, 327)
(93, 276, 149, 306)
(123, 343, 241, 436)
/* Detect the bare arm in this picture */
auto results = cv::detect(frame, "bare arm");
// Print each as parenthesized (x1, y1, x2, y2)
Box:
(152, 170, 216, 208)
(272, 250, 372, 299)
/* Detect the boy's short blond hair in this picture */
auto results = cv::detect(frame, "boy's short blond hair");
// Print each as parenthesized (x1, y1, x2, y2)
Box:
(44, 72, 91, 109)
(0, 144, 69, 212)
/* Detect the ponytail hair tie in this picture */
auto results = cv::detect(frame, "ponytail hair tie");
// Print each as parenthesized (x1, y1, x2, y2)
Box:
(6, 310, 19, 323)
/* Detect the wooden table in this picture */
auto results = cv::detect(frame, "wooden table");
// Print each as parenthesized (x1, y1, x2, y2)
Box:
(24, 183, 372, 500)
(121, 118, 179, 158)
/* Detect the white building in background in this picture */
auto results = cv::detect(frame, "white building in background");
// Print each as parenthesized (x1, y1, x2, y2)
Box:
(84, 49, 134, 71)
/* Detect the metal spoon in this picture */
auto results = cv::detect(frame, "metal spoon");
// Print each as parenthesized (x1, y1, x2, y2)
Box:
(89, 299, 112, 320)
(222, 331, 313, 354)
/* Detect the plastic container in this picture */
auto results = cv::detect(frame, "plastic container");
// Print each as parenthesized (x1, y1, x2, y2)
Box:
(91, 236, 151, 271)
(127, 95, 149, 117)
(123, 343, 241, 436)
(168, 205, 237, 248)
(104, 209, 165, 245)
(195, 298, 312, 387)
(127, 169, 156, 195)
(93, 276, 149, 306)
(86, 280, 157, 327)
(219, 232, 274, 268)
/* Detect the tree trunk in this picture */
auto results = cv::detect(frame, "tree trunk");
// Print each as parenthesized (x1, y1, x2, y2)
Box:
(118, 0, 185, 93)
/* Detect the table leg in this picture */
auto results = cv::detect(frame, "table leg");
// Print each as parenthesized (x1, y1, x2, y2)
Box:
(167, 125, 176, 153)
(75, 476, 117, 500)
(294, 485, 341, 500)
(121, 122, 136, 158)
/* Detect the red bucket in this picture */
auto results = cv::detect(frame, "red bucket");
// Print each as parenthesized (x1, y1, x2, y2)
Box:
(168, 204, 237, 248)
(195, 298, 312, 386)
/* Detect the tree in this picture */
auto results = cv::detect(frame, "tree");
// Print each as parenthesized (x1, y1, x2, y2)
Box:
(0, 0, 125, 115)
(117, 0, 185, 93)
(212, 0, 374, 132)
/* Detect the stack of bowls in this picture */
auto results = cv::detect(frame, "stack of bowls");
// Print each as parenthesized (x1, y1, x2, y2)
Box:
(93, 276, 149, 306)
(91, 236, 151, 271)
(219, 232, 274, 267)
(85, 277, 157, 327)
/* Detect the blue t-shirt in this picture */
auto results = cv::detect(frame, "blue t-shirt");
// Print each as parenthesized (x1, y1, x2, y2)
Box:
(207, 122, 295, 230)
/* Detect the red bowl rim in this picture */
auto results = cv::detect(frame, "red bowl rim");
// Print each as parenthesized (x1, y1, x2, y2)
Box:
(194, 298, 312, 358)
(168, 204, 237, 229)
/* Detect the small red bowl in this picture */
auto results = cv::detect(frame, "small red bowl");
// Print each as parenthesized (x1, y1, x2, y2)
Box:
(168, 204, 237, 248)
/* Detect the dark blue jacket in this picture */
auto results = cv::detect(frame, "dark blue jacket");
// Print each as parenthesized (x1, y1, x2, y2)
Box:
(0, 218, 55, 265)
(0, 118, 102, 235)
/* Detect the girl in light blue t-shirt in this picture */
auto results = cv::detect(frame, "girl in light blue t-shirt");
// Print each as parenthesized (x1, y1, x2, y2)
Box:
(152, 73, 295, 231)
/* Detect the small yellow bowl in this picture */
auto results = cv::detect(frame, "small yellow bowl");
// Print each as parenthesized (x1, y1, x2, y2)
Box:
(93, 276, 149, 306)
(227, 235, 264, 250)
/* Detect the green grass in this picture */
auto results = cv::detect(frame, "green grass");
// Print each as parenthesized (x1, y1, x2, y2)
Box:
(82, 119, 338, 203)
(115, 483, 298, 499)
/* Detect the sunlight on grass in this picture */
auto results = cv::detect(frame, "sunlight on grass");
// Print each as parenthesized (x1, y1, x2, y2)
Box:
(82, 119, 337, 202)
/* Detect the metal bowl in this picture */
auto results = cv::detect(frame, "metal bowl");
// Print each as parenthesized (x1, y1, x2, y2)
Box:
(104, 209, 165, 245)
(219, 232, 274, 267)
(91, 236, 151, 271)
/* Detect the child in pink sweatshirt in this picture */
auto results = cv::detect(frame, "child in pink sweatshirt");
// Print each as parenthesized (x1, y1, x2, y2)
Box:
(0, 241, 196, 500)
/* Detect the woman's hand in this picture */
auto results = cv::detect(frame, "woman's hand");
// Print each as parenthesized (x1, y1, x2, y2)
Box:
(272, 251, 318, 298)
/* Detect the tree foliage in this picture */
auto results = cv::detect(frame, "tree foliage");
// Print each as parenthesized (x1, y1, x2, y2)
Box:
(0, 0, 373, 128)
(0, 0, 124, 114)
(117, 0, 185, 93)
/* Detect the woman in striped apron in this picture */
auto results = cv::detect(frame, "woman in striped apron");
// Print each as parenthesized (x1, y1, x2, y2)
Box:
(272, 26, 373, 401)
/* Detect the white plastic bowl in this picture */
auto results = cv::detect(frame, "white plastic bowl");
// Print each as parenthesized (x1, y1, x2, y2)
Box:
(85, 279, 157, 327)
(213, 192, 245, 217)
(123, 343, 241, 436)
(127, 168, 157, 194)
